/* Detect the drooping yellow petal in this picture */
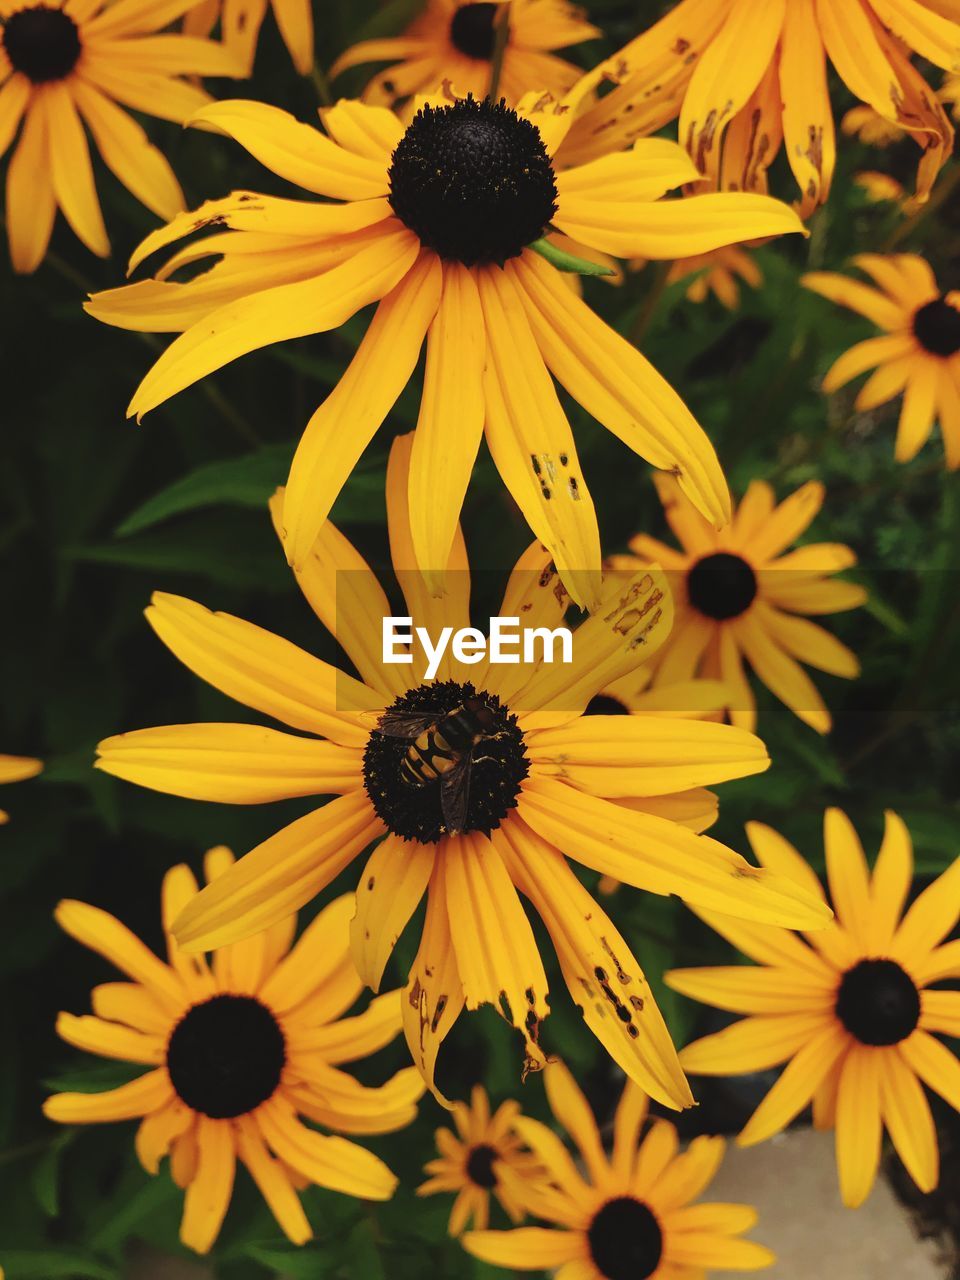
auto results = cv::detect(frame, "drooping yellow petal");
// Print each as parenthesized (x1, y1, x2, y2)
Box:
(128, 226, 419, 418)
(97, 722, 362, 803)
(463, 1228, 585, 1270)
(144, 592, 377, 745)
(234, 1116, 312, 1245)
(880, 1047, 939, 1194)
(283, 252, 443, 571)
(834, 1043, 883, 1209)
(444, 831, 549, 1077)
(493, 815, 692, 1110)
(518, 776, 832, 929)
(408, 262, 486, 593)
(173, 791, 384, 952)
(190, 99, 390, 199)
(350, 836, 435, 991)
(737, 1022, 849, 1147)
(179, 1117, 236, 1254)
(44, 1068, 173, 1123)
(525, 715, 768, 796)
(508, 252, 730, 529)
(258, 1097, 397, 1199)
(6, 92, 57, 274)
(401, 855, 465, 1107)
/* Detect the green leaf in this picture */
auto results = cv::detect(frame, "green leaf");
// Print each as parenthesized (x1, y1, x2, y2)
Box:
(245, 1244, 333, 1277)
(2, 1252, 117, 1280)
(529, 237, 615, 276)
(114, 444, 294, 537)
(30, 1131, 74, 1217)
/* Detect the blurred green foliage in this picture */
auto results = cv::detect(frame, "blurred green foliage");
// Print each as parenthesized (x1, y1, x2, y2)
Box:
(1, 0, 959, 1276)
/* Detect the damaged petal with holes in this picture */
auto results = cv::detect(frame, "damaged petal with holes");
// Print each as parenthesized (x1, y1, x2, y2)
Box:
(43, 851, 422, 1253)
(560, 0, 958, 216)
(93, 433, 831, 1109)
(86, 84, 807, 607)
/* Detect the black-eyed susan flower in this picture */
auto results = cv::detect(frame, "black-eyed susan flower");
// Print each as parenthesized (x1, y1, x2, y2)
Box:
(183, 0, 312, 76)
(667, 811, 960, 1209)
(86, 86, 806, 606)
(560, 0, 958, 216)
(614, 475, 866, 735)
(668, 247, 762, 312)
(44, 850, 421, 1252)
(330, 0, 599, 108)
(95, 433, 830, 1109)
(463, 1060, 775, 1277)
(804, 254, 960, 468)
(0, 0, 242, 273)
(0, 752, 41, 822)
(418, 1083, 547, 1233)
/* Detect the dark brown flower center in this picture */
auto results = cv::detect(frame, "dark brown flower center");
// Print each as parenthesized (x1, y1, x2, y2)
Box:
(450, 2, 499, 59)
(167, 994, 286, 1118)
(687, 551, 757, 621)
(913, 297, 960, 357)
(387, 96, 557, 267)
(585, 694, 630, 715)
(588, 1196, 663, 1280)
(466, 1142, 499, 1188)
(2, 4, 81, 82)
(835, 958, 920, 1046)
(363, 680, 528, 843)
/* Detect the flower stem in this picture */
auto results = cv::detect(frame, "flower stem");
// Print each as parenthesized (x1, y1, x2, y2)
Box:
(487, 2, 511, 101)
(884, 162, 960, 251)
(311, 61, 333, 107)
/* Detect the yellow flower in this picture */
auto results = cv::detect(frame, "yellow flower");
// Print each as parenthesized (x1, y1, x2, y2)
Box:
(841, 104, 906, 147)
(853, 171, 907, 204)
(463, 1060, 775, 1277)
(667, 811, 960, 1208)
(95, 433, 830, 1109)
(0, 752, 41, 823)
(668, 246, 763, 311)
(183, 0, 314, 76)
(330, 0, 600, 108)
(804, 253, 960, 468)
(0, 0, 242, 272)
(560, 0, 957, 215)
(86, 85, 806, 607)
(43, 849, 421, 1253)
(418, 1083, 547, 1234)
(616, 475, 866, 735)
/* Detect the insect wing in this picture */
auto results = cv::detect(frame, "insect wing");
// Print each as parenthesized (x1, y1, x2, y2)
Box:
(377, 710, 438, 739)
(440, 757, 471, 835)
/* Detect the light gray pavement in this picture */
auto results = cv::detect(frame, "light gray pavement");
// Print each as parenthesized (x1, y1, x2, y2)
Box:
(708, 1127, 949, 1279)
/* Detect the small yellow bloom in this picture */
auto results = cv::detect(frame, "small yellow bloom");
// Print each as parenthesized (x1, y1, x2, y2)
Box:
(841, 104, 905, 148)
(87, 86, 806, 605)
(668, 811, 960, 1208)
(618, 475, 866, 734)
(0, 752, 42, 823)
(0, 0, 243, 272)
(561, 0, 957, 215)
(463, 1060, 775, 1276)
(853, 171, 907, 204)
(331, 0, 600, 108)
(805, 253, 960, 468)
(44, 850, 422, 1253)
(668, 246, 763, 311)
(419, 1084, 548, 1234)
(94, 433, 831, 1110)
